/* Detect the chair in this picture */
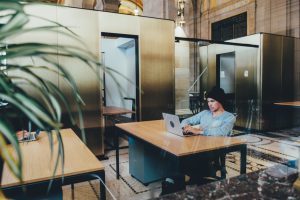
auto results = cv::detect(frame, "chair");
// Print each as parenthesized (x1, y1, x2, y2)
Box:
(211, 118, 239, 180)
(187, 154, 226, 186)
(123, 97, 136, 121)
(212, 153, 227, 179)
(206, 122, 239, 181)
(192, 127, 238, 184)
(102, 88, 106, 106)
(189, 93, 203, 115)
(104, 97, 136, 151)
(112, 97, 136, 123)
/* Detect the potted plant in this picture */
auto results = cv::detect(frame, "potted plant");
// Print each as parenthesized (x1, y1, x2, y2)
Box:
(0, 0, 106, 196)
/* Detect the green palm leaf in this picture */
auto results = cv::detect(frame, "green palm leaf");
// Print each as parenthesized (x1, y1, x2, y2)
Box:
(0, 120, 22, 180)
(0, 0, 102, 188)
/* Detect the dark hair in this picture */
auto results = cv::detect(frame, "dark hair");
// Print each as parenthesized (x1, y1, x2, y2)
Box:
(207, 86, 227, 106)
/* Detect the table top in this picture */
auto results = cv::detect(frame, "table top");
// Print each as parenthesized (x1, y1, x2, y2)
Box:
(274, 101, 300, 107)
(1, 129, 104, 188)
(103, 106, 134, 116)
(155, 164, 300, 199)
(116, 120, 246, 157)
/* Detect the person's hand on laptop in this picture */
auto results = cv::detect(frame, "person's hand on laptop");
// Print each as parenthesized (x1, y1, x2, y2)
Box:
(16, 130, 29, 141)
(182, 125, 203, 135)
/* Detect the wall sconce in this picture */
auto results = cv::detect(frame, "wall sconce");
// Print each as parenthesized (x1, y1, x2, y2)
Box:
(177, 0, 186, 26)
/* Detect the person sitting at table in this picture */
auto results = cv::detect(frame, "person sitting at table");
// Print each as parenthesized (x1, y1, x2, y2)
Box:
(181, 86, 236, 136)
(181, 86, 236, 185)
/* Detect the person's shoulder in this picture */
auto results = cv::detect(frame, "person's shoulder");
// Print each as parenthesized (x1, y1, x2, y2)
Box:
(223, 111, 236, 119)
(199, 110, 211, 116)
(202, 110, 210, 114)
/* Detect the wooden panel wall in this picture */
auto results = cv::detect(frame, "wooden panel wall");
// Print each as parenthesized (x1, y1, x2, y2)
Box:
(139, 18, 175, 120)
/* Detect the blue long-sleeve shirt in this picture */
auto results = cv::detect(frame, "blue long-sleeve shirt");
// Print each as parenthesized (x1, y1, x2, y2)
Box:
(180, 110, 236, 136)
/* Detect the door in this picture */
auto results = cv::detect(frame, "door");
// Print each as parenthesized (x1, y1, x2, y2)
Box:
(101, 33, 139, 120)
(216, 52, 236, 113)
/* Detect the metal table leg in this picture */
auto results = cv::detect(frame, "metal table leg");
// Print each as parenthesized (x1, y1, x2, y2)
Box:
(114, 128, 120, 179)
(100, 171, 106, 200)
(240, 144, 247, 174)
(71, 184, 74, 199)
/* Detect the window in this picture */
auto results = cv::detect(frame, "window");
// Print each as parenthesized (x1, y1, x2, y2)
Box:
(212, 12, 247, 41)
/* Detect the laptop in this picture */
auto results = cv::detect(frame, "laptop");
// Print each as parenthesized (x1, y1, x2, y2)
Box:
(162, 113, 201, 137)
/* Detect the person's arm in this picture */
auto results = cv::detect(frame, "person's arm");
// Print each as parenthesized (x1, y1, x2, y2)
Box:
(182, 125, 203, 135)
(203, 114, 236, 136)
(181, 111, 206, 135)
(180, 111, 205, 127)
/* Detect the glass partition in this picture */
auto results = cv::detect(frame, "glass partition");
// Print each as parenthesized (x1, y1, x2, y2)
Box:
(175, 37, 259, 131)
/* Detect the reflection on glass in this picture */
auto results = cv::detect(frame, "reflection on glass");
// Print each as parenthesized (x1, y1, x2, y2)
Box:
(175, 37, 258, 132)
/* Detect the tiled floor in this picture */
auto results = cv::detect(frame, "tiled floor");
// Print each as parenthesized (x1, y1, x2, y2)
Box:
(63, 128, 300, 200)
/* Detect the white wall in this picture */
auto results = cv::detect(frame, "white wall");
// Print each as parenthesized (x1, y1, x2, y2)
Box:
(102, 38, 136, 111)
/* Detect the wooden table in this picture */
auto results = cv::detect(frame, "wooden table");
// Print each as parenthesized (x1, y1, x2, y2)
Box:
(1, 129, 106, 200)
(103, 106, 135, 116)
(115, 120, 247, 180)
(274, 101, 300, 107)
